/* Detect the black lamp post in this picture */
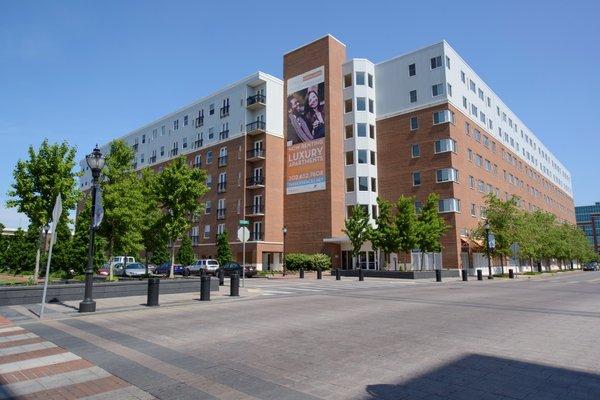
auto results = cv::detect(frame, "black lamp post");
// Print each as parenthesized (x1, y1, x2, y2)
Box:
(282, 226, 287, 276)
(484, 220, 494, 280)
(79, 146, 105, 313)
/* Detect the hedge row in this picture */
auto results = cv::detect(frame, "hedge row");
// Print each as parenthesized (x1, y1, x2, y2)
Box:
(284, 253, 331, 271)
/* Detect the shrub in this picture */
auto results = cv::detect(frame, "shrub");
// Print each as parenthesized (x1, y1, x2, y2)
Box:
(284, 253, 331, 271)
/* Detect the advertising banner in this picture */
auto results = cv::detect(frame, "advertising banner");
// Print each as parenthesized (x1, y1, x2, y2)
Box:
(286, 66, 326, 195)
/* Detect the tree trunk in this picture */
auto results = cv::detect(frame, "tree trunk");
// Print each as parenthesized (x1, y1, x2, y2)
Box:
(500, 254, 505, 275)
(108, 236, 114, 281)
(169, 241, 175, 279)
(33, 227, 43, 282)
(421, 251, 425, 272)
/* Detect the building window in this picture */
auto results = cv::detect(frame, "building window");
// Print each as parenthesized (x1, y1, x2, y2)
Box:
(432, 83, 444, 97)
(369, 124, 375, 139)
(468, 175, 475, 189)
(462, 96, 468, 109)
(346, 178, 354, 192)
(411, 144, 420, 158)
(447, 83, 452, 97)
(209, 104, 215, 115)
(345, 99, 353, 113)
(345, 125, 353, 139)
(412, 172, 421, 186)
(368, 73, 373, 88)
(344, 74, 352, 87)
(434, 138, 457, 153)
(461, 71, 466, 83)
(436, 168, 459, 183)
(345, 151, 354, 165)
(206, 150, 213, 164)
(430, 56, 442, 69)
(357, 149, 367, 164)
(357, 97, 366, 111)
(357, 123, 367, 137)
(410, 116, 419, 131)
(358, 176, 369, 191)
(370, 150, 376, 166)
(471, 203, 477, 217)
(368, 99, 374, 113)
(205, 200, 212, 214)
(356, 71, 365, 85)
(469, 80, 476, 93)
(471, 104, 478, 116)
(409, 90, 417, 103)
(445, 56, 450, 69)
(478, 88, 484, 100)
(160, 146, 165, 157)
(432, 110, 454, 125)
(438, 198, 461, 213)
(371, 177, 377, 192)
(183, 115, 188, 126)
(468, 148, 473, 161)
(409, 63, 416, 76)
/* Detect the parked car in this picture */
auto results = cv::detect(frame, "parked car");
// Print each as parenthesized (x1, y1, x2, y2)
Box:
(98, 263, 110, 276)
(583, 263, 599, 271)
(219, 262, 257, 278)
(154, 262, 184, 276)
(113, 262, 147, 277)
(187, 259, 220, 276)
(109, 256, 136, 268)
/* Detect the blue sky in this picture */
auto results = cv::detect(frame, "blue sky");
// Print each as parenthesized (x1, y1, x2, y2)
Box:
(1, 0, 599, 228)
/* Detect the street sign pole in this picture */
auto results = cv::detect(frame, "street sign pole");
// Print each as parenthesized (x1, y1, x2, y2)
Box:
(40, 194, 62, 319)
(238, 221, 249, 288)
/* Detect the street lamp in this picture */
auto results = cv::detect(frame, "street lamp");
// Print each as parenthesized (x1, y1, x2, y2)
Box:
(79, 146, 105, 313)
(282, 226, 288, 276)
(484, 220, 495, 280)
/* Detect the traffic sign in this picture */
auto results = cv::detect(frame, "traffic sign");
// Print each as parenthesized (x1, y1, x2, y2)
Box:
(237, 226, 250, 242)
(239, 219, 249, 227)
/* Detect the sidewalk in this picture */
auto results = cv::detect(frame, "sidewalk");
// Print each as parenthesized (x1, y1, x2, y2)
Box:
(0, 315, 154, 399)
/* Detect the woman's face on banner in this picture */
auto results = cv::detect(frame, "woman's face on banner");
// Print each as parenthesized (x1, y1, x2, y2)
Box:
(307, 91, 319, 109)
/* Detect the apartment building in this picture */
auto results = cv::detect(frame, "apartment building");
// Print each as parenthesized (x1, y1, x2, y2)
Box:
(82, 35, 575, 272)
(576, 203, 600, 255)
(80, 72, 285, 271)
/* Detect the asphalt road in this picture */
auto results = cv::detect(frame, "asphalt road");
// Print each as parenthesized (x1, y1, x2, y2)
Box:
(13, 270, 600, 399)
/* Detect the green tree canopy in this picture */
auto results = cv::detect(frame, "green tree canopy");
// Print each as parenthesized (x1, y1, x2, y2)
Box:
(177, 235, 195, 267)
(216, 231, 233, 266)
(343, 205, 370, 269)
(369, 197, 400, 270)
(396, 196, 419, 265)
(415, 193, 449, 270)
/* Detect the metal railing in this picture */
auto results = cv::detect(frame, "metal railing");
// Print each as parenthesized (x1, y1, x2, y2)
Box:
(216, 208, 226, 220)
(218, 155, 228, 167)
(217, 182, 227, 193)
(247, 176, 265, 186)
(219, 106, 230, 118)
(246, 94, 266, 107)
(246, 148, 265, 159)
(246, 204, 264, 214)
(246, 121, 266, 133)
(195, 117, 204, 127)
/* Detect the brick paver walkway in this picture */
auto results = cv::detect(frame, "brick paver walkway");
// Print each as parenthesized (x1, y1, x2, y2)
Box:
(0, 316, 154, 399)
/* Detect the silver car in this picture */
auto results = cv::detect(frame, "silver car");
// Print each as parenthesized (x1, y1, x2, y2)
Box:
(115, 262, 147, 277)
(187, 259, 220, 276)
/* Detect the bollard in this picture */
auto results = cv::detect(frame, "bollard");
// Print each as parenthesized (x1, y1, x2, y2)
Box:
(509, 269, 514, 279)
(537, 264, 542, 273)
(200, 268, 206, 277)
(358, 268, 364, 281)
(317, 269, 322, 279)
(230, 272, 240, 297)
(299, 268, 304, 279)
(200, 276, 211, 301)
(218, 268, 224, 286)
(435, 269, 442, 282)
(146, 278, 160, 307)
(462, 269, 468, 282)
(477, 269, 483, 281)
(336, 268, 341, 281)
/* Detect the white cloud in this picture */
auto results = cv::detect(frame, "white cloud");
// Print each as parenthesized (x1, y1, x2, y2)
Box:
(0, 206, 29, 229)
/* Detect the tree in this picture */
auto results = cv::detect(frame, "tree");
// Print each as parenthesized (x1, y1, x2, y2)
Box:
(177, 235, 195, 267)
(139, 169, 168, 274)
(395, 196, 419, 270)
(216, 231, 233, 266)
(415, 193, 449, 270)
(98, 140, 145, 279)
(70, 194, 106, 275)
(0, 223, 5, 269)
(343, 205, 371, 270)
(3, 227, 37, 274)
(154, 156, 208, 278)
(6, 139, 79, 280)
(369, 197, 400, 270)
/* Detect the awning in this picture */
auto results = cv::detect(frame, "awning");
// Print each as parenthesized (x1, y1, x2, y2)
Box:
(461, 237, 485, 251)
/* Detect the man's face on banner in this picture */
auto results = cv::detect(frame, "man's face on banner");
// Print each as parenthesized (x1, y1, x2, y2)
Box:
(289, 97, 301, 114)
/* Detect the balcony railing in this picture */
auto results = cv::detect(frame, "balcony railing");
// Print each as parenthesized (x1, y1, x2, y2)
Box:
(149, 156, 156, 164)
(193, 163, 201, 169)
(195, 117, 204, 127)
(246, 94, 266, 108)
(217, 182, 227, 193)
(170, 148, 179, 156)
(219, 130, 229, 140)
(247, 176, 265, 187)
(194, 139, 203, 148)
(250, 231, 264, 241)
(219, 106, 230, 118)
(246, 121, 266, 135)
(132, 143, 139, 152)
(216, 208, 226, 220)
(246, 148, 265, 160)
(218, 155, 228, 167)
(246, 204, 264, 215)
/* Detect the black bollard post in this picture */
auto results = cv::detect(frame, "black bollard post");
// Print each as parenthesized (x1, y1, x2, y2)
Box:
(146, 278, 160, 306)
(299, 268, 304, 279)
(230, 273, 240, 297)
(358, 268, 364, 281)
(477, 269, 483, 281)
(336, 268, 341, 281)
(317, 269, 322, 279)
(435, 269, 442, 282)
(537, 263, 542, 273)
(462, 269, 468, 282)
(509, 269, 514, 279)
(218, 268, 224, 286)
(200, 275, 211, 301)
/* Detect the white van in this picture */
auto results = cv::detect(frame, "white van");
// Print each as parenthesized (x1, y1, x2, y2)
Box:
(187, 259, 220, 276)
(109, 256, 136, 268)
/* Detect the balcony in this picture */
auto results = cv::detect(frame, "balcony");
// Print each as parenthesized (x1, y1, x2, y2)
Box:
(194, 139, 203, 148)
(216, 208, 226, 220)
(246, 121, 266, 136)
(218, 155, 228, 167)
(250, 231, 264, 241)
(217, 182, 227, 193)
(193, 162, 202, 169)
(170, 148, 179, 157)
(132, 143, 139, 152)
(246, 94, 266, 110)
(246, 204, 264, 216)
(246, 176, 265, 189)
(195, 117, 204, 128)
(149, 156, 156, 164)
(220, 106, 230, 118)
(246, 148, 265, 161)
(219, 130, 229, 140)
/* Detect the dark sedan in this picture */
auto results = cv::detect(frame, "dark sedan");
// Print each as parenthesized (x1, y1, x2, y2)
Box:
(220, 262, 257, 278)
(154, 263, 184, 276)
(583, 263, 599, 271)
